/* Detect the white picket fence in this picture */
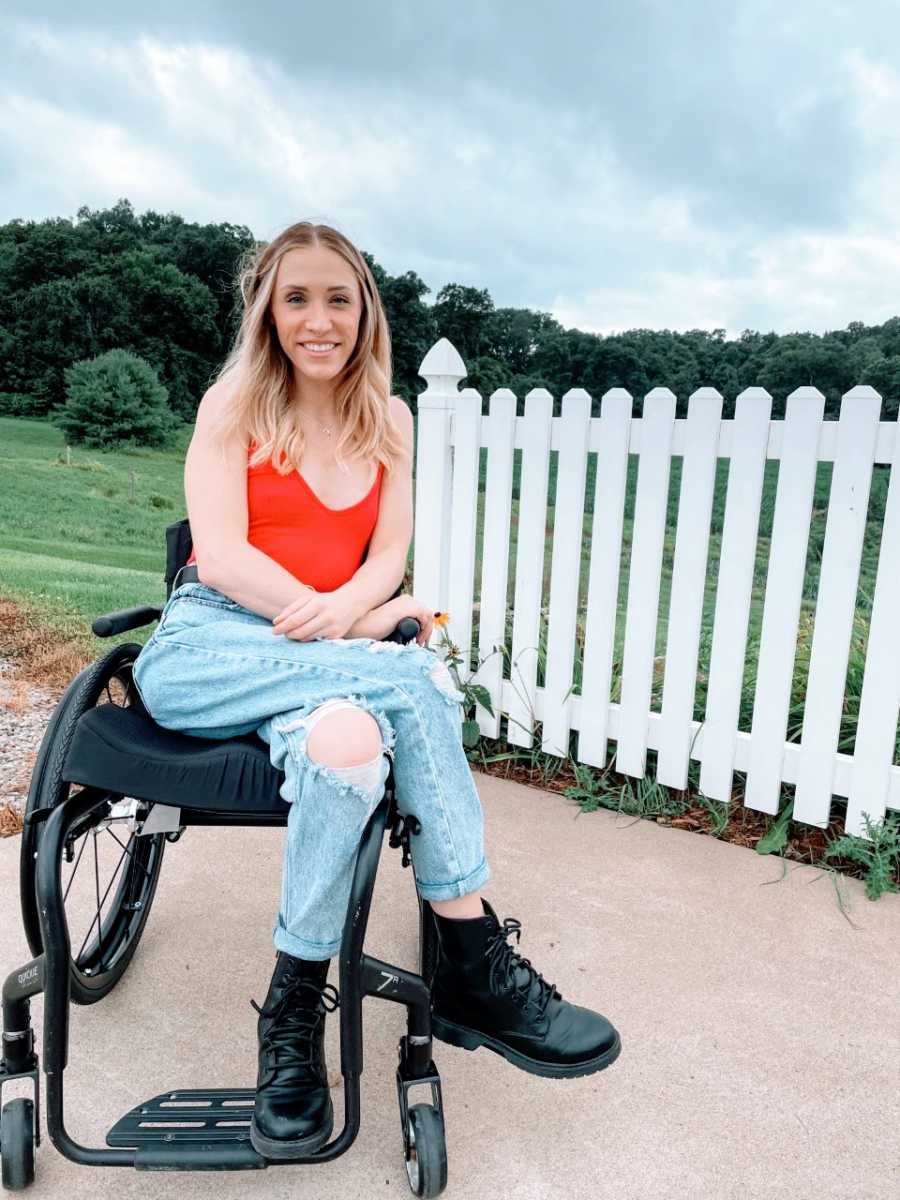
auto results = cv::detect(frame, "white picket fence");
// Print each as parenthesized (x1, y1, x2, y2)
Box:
(411, 337, 900, 841)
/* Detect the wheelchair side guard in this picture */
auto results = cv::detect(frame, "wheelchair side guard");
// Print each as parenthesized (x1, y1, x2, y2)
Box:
(99, 798, 183, 838)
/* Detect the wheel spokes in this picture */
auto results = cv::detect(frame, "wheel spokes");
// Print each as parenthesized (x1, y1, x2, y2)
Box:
(63, 810, 153, 975)
(73, 831, 131, 965)
(62, 827, 92, 903)
(105, 826, 153, 881)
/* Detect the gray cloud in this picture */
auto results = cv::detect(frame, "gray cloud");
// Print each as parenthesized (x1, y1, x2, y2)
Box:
(2, 1, 900, 338)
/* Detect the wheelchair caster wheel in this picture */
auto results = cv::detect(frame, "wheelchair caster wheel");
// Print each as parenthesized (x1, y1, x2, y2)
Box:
(1, 1098, 36, 1191)
(404, 1103, 447, 1198)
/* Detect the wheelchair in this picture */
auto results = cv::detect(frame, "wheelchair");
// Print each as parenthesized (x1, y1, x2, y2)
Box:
(0, 518, 450, 1196)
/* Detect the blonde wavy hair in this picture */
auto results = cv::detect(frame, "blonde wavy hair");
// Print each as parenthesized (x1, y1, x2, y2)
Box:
(210, 221, 406, 476)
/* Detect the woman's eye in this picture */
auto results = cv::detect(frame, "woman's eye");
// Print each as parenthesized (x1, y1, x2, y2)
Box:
(287, 295, 349, 304)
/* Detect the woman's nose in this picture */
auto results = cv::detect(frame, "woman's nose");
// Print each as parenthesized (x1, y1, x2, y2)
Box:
(305, 307, 331, 329)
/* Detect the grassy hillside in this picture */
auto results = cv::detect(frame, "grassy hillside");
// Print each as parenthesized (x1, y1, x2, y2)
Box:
(1, 417, 193, 653)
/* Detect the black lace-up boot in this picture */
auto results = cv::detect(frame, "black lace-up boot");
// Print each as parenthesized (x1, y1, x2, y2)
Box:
(249, 952, 340, 1158)
(430, 899, 621, 1079)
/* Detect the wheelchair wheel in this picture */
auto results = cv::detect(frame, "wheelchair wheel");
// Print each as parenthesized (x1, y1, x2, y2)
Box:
(19, 642, 166, 1005)
(404, 1104, 447, 1197)
(0, 1098, 36, 1190)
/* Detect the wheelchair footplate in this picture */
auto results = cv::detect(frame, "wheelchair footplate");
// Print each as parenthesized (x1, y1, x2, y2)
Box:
(106, 1088, 265, 1170)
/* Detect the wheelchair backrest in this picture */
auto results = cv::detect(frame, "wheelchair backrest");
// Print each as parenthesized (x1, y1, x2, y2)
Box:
(165, 518, 193, 600)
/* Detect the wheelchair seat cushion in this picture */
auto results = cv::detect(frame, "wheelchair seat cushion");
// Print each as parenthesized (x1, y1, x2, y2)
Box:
(62, 704, 290, 815)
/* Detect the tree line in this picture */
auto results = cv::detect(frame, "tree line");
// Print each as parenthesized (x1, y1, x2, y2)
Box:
(1, 198, 898, 426)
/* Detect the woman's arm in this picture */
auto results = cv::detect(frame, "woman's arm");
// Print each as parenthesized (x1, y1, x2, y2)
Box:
(337, 395, 413, 620)
(184, 384, 371, 622)
(344, 599, 401, 640)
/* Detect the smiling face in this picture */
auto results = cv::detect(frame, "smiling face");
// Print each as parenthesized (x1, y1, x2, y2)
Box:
(269, 244, 363, 388)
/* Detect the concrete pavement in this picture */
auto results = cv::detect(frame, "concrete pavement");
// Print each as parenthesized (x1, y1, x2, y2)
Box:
(1, 771, 898, 1200)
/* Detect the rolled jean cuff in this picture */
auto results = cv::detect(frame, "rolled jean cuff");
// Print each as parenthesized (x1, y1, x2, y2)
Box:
(273, 921, 341, 962)
(414, 856, 491, 902)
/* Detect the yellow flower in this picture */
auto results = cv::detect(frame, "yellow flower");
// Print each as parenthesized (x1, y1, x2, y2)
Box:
(434, 611, 450, 627)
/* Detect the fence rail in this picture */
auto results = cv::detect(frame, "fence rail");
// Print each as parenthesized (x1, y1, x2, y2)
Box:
(411, 338, 900, 841)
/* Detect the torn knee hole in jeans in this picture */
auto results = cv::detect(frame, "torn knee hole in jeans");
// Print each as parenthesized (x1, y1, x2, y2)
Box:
(272, 693, 397, 805)
(301, 756, 385, 806)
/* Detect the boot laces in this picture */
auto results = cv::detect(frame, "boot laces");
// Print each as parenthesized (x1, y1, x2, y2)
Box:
(250, 976, 340, 1090)
(484, 917, 560, 1016)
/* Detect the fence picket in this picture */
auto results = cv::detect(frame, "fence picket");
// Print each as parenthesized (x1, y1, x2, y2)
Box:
(507, 389, 554, 751)
(542, 390, 592, 759)
(846, 417, 900, 837)
(794, 387, 882, 824)
(746, 388, 825, 816)
(615, 389, 677, 778)
(699, 389, 772, 802)
(472, 389, 517, 740)
(577, 389, 632, 769)
(446, 388, 483, 685)
(656, 388, 723, 789)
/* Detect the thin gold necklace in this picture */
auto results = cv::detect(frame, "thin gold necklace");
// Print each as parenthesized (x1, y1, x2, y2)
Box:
(299, 414, 337, 438)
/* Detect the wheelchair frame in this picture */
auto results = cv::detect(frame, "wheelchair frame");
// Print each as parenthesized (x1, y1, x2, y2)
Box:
(0, 518, 449, 1195)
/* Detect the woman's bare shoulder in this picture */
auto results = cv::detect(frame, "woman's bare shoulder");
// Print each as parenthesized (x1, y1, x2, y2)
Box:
(196, 378, 236, 420)
(193, 379, 246, 447)
(389, 394, 414, 455)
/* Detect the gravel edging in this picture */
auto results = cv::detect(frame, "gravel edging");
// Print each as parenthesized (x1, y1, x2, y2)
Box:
(0, 655, 62, 827)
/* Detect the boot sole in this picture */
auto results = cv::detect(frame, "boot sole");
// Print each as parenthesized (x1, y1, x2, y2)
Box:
(249, 1100, 334, 1160)
(431, 1014, 622, 1079)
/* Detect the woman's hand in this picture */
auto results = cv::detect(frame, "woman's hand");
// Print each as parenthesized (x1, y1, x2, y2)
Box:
(273, 589, 436, 646)
(272, 589, 359, 642)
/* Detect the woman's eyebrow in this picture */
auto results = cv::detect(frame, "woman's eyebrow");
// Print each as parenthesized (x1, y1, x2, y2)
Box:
(279, 283, 352, 292)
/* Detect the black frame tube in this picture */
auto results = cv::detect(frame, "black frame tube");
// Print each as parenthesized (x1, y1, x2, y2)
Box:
(27, 777, 439, 1171)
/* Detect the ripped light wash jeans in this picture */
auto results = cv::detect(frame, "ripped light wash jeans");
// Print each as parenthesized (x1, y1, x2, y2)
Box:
(131, 581, 491, 960)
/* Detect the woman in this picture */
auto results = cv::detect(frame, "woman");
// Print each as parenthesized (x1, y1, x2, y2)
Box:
(131, 221, 621, 1160)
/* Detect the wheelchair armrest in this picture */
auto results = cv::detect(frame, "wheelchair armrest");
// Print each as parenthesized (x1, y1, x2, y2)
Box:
(379, 583, 421, 645)
(383, 616, 421, 645)
(92, 605, 164, 638)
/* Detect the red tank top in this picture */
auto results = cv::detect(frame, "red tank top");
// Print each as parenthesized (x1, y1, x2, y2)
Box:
(185, 442, 384, 591)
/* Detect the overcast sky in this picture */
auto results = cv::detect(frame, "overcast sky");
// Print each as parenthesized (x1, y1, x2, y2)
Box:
(3, 1, 900, 342)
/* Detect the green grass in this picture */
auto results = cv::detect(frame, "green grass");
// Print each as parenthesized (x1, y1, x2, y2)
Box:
(0, 417, 193, 649)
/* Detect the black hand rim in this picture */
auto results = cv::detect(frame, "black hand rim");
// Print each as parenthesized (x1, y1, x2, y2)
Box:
(19, 644, 166, 1003)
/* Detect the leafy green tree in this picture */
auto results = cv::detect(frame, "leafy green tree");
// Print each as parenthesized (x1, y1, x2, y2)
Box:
(464, 355, 512, 402)
(757, 334, 854, 417)
(3, 248, 220, 417)
(139, 210, 257, 340)
(432, 283, 495, 362)
(366, 255, 437, 412)
(482, 307, 562, 375)
(54, 349, 179, 448)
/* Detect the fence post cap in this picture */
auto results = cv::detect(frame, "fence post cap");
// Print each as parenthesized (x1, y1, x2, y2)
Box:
(418, 338, 466, 383)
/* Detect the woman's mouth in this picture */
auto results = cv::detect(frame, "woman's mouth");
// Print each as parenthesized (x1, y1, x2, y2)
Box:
(301, 342, 338, 356)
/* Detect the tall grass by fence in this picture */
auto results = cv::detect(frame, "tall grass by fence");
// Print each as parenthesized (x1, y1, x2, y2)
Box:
(412, 338, 900, 841)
